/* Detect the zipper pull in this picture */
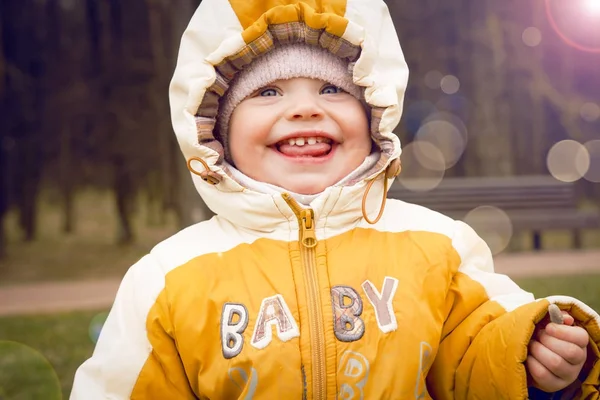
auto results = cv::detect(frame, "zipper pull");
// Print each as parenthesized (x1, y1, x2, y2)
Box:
(281, 193, 318, 248)
(300, 209, 317, 248)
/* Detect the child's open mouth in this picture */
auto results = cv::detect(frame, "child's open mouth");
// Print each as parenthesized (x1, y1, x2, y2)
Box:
(274, 136, 334, 158)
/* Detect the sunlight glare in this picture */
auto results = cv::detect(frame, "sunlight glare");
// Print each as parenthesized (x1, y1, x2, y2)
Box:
(584, 0, 600, 13)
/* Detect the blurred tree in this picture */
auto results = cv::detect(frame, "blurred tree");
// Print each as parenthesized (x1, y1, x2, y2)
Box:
(1, 0, 47, 241)
(146, 0, 177, 227)
(44, 0, 77, 234)
(0, 0, 7, 258)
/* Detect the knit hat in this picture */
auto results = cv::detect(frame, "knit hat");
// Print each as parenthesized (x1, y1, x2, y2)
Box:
(217, 43, 363, 160)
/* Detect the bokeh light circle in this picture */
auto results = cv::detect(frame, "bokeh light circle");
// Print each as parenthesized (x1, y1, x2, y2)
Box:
(397, 142, 445, 192)
(414, 119, 467, 169)
(412, 141, 447, 172)
(0, 341, 62, 400)
(404, 101, 438, 135)
(89, 311, 109, 344)
(463, 206, 514, 255)
(546, 140, 591, 182)
(441, 75, 460, 94)
(580, 102, 600, 122)
(522, 27, 543, 47)
(583, 140, 600, 182)
(425, 70, 443, 89)
(423, 111, 468, 139)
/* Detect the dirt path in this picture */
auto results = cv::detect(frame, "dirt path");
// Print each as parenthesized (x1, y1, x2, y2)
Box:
(1, 250, 599, 316)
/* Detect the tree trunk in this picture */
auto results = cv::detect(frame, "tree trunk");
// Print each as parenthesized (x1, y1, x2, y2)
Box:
(0, 135, 7, 259)
(147, 0, 172, 226)
(17, 143, 42, 241)
(60, 125, 75, 233)
(471, 9, 514, 176)
(1, 0, 46, 241)
(113, 155, 135, 245)
(0, 2, 8, 258)
(44, 0, 75, 234)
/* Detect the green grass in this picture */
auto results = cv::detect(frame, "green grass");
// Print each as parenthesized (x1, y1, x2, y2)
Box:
(515, 274, 600, 312)
(0, 275, 598, 399)
(0, 309, 107, 399)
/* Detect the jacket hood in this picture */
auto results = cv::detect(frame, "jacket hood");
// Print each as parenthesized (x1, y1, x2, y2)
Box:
(169, 0, 409, 230)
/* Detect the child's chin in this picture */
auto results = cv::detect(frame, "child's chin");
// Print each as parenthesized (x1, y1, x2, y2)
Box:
(284, 179, 333, 196)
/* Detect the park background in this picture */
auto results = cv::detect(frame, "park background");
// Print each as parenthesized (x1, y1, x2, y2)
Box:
(0, 0, 599, 397)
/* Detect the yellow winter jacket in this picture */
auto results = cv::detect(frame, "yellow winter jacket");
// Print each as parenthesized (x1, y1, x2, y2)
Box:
(71, 0, 600, 399)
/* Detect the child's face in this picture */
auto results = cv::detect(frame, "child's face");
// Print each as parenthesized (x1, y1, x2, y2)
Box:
(228, 77, 371, 195)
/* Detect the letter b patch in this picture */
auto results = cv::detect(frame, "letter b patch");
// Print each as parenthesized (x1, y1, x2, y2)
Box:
(331, 286, 365, 342)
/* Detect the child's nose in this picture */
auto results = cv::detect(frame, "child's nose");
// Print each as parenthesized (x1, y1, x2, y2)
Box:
(285, 96, 324, 121)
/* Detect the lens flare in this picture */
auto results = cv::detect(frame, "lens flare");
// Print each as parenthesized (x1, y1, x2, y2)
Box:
(545, 0, 600, 53)
(546, 140, 590, 182)
(463, 206, 513, 255)
(583, 140, 600, 183)
(584, 0, 600, 13)
(0, 341, 62, 399)
(89, 311, 109, 344)
(441, 75, 460, 95)
(398, 142, 445, 192)
(580, 102, 600, 122)
(522, 27, 543, 47)
(415, 119, 467, 170)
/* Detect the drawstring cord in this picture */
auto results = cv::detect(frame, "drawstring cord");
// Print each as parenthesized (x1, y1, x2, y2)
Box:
(188, 155, 401, 226)
(187, 157, 222, 185)
(361, 158, 401, 225)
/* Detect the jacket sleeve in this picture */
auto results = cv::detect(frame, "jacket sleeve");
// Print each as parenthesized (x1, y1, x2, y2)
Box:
(427, 221, 600, 400)
(70, 254, 197, 399)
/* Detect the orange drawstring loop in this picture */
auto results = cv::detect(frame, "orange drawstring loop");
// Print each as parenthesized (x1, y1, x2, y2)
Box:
(361, 158, 402, 225)
(362, 169, 388, 225)
(187, 157, 221, 185)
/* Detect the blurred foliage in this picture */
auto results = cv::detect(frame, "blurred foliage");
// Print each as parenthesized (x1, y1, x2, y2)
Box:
(0, 0, 598, 256)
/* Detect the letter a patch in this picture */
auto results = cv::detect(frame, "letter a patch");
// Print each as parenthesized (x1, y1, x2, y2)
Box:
(251, 294, 300, 349)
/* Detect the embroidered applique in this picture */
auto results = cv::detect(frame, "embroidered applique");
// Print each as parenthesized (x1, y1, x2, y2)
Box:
(337, 351, 370, 400)
(362, 277, 399, 333)
(251, 294, 300, 349)
(414, 342, 433, 400)
(221, 303, 249, 359)
(331, 285, 365, 342)
(228, 367, 258, 400)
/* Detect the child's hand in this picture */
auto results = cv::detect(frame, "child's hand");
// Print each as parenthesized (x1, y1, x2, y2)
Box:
(526, 309, 589, 393)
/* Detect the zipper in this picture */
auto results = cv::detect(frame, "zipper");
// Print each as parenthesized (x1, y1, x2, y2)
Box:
(282, 193, 325, 400)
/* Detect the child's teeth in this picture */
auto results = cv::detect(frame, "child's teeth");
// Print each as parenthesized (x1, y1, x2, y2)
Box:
(281, 136, 330, 146)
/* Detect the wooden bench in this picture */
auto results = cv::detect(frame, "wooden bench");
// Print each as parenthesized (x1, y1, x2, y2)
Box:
(387, 175, 600, 250)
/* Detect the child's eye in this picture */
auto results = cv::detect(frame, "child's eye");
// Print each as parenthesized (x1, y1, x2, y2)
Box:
(320, 85, 343, 94)
(259, 88, 279, 97)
